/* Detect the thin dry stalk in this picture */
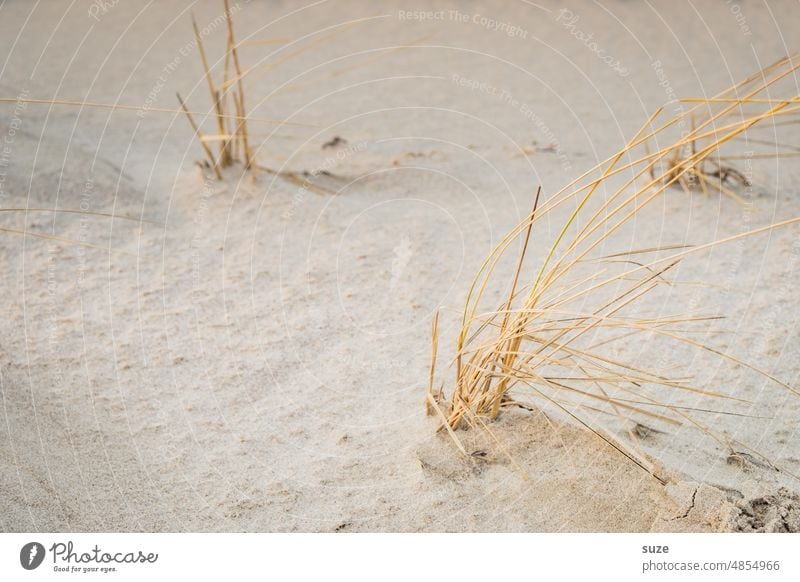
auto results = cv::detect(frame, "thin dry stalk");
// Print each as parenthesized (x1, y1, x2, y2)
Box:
(224, 0, 252, 169)
(0, 97, 313, 127)
(177, 92, 222, 179)
(192, 13, 232, 168)
(221, 29, 235, 165)
(431, 57, 800, 480)
(426, 310, 441, 415)
(0, 209, 162, 255)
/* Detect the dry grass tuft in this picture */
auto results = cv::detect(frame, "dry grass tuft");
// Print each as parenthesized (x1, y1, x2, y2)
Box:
(2, 4, 427, 193)
(648, 111, 753, 204)
(175, 0, 360, 193)
(648, 57, 800, 204)
(427, 56, 800, 481)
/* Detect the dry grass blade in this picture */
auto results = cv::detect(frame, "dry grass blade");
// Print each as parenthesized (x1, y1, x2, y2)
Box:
(177, 1, 253, 176)
(431, 57, 800, 480)
(0, 97, 315, 127)
(0, 208, 163, 225)
(223, 0, 252, 169)
(192, 13, 232, 168)
(426, 309, 441, 414)
(0, 209, 163, 255)
(0, 226, 136, 255)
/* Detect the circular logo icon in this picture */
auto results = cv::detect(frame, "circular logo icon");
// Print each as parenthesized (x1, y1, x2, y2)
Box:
(20, 542, 45, 570)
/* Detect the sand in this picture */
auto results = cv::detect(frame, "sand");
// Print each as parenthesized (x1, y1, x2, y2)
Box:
(1, 0, 799, 532)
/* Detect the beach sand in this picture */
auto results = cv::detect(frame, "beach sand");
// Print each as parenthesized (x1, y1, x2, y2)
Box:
(1, 0, 799, 532)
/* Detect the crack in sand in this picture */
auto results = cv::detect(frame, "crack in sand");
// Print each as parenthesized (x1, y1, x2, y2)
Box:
(669, 487, 698, 521)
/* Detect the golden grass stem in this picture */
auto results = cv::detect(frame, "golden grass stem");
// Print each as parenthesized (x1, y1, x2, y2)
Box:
(224, 0, 252, 169)
(0, 97, 316, 127)
(177, 92, 222, 179)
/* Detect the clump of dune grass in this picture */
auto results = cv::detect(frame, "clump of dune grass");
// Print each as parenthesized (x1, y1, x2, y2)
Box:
(0, 1, 322, 190)
(176, 1, 435, 190)
(3, 3, 428, 193)
(427, 56, 800, 481)
(174, 0, 365, 193)
(648, 111, 753, 204)
(648, 56, 800, 205)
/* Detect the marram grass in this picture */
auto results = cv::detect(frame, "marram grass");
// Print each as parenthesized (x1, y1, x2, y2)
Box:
(427, 56, 800, 482)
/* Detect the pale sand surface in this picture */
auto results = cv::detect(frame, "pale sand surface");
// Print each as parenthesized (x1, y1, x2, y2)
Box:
(1, 1, 799, 531)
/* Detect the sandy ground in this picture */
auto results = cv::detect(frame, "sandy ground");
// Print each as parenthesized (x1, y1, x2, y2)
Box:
(1, 0, 800, 532)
